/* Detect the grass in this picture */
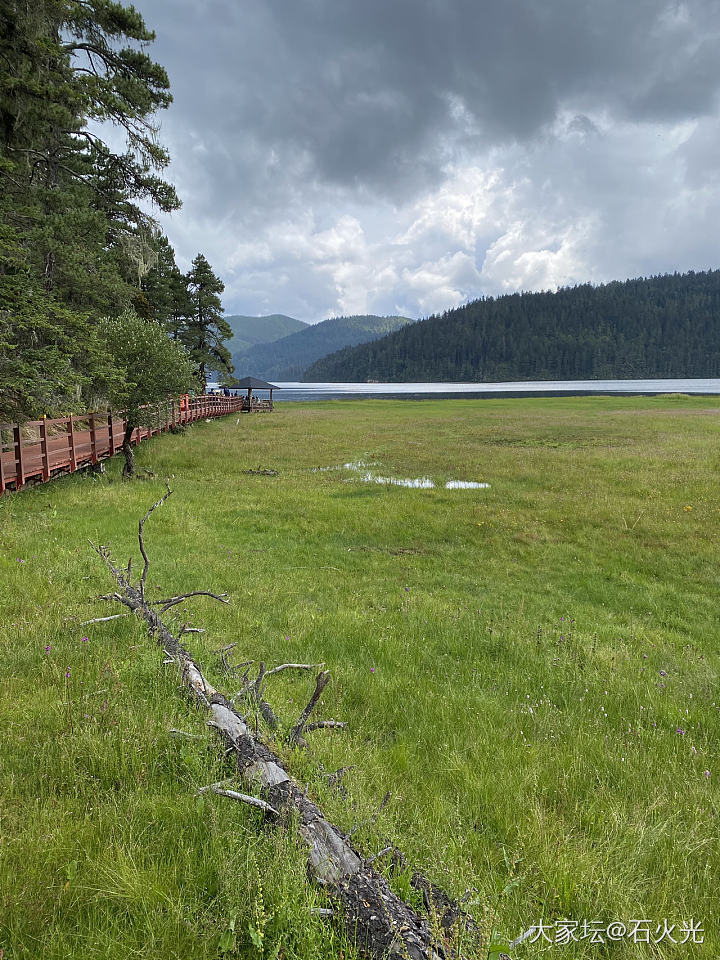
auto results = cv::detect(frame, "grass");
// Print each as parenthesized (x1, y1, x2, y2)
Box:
(1, 395, 718, 958)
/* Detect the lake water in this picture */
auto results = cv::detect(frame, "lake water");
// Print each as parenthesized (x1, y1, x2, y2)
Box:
(264, 378, 720, 401)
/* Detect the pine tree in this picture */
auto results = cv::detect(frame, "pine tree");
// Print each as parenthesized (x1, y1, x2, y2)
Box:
(184, 253, 233, 388)
(0, 0, 180, 420)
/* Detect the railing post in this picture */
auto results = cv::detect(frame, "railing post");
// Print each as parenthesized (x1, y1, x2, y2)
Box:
(0, 427, 6, 495)
(107, 411, 115, 455)
(68, 415, 77, 472)
(89, 414, 97, 463)
(14, 424, 25, 489)
(39, 419, 51, 481)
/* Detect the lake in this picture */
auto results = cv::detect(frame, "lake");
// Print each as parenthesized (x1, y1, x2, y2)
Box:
(263, 378, 720, 401)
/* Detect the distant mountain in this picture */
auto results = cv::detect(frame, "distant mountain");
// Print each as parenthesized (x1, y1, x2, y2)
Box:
(305, 270, 720, 381)
(232, 315, 413, 381)
(224, 314, 307, 356)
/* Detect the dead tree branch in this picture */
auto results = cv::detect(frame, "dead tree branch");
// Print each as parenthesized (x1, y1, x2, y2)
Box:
(138, 482, 173, 597)
(91, 495, 478, 960)
(288, 670, 331, 745)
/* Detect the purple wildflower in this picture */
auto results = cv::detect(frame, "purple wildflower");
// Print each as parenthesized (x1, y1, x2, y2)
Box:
(81, 636, 89, 643)
(659, 670, 667, 677)
(65, 667, 71, 679)
(704, 770, 711, 778)
(370, 667, 375, 673)
(45, 644, 51, 654)
(676, 727, 685, 735)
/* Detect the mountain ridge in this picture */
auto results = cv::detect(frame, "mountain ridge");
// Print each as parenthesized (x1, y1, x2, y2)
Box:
(224, 313, 307, 356)
(232, 314, 413, 380)
(304, 270, 720, 381)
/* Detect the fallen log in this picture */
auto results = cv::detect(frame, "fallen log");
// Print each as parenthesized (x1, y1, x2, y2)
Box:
(90, 488, 478, 960)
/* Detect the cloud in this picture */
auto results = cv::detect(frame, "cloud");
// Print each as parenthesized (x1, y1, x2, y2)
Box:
(135, 0, 720, 320)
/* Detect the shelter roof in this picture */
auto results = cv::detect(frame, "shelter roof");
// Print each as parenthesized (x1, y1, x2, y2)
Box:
(234, 376, 279, 389)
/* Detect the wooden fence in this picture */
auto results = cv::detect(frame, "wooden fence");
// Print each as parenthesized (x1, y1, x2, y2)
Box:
(0, 394, 268, 495)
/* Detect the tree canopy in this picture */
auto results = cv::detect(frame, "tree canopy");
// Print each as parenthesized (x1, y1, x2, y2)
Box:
(307, 271, 720, 382)
(0, 0, 233, 421)
(97, 310, 195, 475)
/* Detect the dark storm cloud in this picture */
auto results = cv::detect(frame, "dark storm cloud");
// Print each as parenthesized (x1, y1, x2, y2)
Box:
(136, 0, 720, 318)
(148, 0, 720, 196)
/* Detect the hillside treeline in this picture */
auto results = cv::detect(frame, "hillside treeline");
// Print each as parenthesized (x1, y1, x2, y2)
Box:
(233, 314, 411, 381)
(305, 271, 720, 381)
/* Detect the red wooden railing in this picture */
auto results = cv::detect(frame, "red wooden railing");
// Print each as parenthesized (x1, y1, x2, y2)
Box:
(0, 394, 272, 495)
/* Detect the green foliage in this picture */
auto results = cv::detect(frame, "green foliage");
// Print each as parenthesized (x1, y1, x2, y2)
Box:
(0, 0, 180, 420)
(1, 396, 719, 958)
(184, 253, 233, 387)
(307, 270, 720, 381)
(233, 315, 412, 381)
(97, 311, 195, 428)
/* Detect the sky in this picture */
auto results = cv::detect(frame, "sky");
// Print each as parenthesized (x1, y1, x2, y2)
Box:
(136, 0, 720, 323)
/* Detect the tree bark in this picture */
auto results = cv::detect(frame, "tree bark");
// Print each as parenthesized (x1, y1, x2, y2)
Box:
(91, 498, 478, 960)
(121, 422, 135, 479)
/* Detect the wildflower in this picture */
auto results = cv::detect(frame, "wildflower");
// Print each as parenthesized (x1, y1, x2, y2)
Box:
(370, 667, 375, 673)
(65, 667, 71, 679)
(642, 654, 648, 659)
(81, 636, 89, 643)
(704, 770, 711, 778)
(659, 670, 667, 677)
(676, 728, 685, 735)
(691, 746, 697, 754)
(684, 505, 693, 511)
(45, 644, 51, 654)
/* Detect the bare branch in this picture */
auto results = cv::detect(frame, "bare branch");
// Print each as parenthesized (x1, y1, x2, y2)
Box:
(366, 846, 393, 864)
(79, 613, 132, 625)
(158, 590, 229, 613)
(138, 482, 173, 597)
(264, 663, 322, 678)
(168, 728, 202, 739)
(325, 766, 353, 787)
(197, 783, 280, 819)
(288, 670, 331, 745)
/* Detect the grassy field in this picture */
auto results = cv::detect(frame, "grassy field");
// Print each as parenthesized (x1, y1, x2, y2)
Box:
(1, 396, 718, 959)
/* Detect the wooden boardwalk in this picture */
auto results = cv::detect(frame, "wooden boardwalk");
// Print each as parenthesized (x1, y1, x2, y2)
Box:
(0, 395, 270, 495)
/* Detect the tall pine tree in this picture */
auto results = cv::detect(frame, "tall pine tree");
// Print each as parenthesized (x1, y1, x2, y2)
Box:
(184, 253, 233, 388)
(0, 0, 179, 420)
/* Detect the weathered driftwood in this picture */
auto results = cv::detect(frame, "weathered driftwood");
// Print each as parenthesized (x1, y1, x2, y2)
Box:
(90, 490, 477, 960)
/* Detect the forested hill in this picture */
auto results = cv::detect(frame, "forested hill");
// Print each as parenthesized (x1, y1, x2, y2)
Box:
(232, 315, 412, 380)
(304, 271, 720, 382)
(224, 314, 307, 356)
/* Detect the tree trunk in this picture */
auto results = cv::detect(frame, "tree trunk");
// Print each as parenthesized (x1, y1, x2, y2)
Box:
(121, 422, 135, 479)
(91, 493, 480, 959)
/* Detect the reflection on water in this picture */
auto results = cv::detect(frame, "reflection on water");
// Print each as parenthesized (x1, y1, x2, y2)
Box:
(357, 473, 435, 488)
(269, 378, 720, 401)
(445, 480, 490, 489)
(312, 459, 491, 491)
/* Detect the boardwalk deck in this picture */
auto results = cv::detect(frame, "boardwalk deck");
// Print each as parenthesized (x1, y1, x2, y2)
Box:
(0, 395, 270, 495)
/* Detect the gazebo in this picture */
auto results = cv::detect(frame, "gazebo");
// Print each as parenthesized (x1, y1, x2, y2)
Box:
(234, 376, 279, 412)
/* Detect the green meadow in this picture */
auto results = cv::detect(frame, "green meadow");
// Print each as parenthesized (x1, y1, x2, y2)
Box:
(1, 396, 718, 959)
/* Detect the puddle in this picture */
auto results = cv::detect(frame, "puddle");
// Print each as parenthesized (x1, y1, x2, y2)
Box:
(445, 480, 490, 489)
(313, 459, 490, 491)
(312, 460, 375, 473)
(356, 473, 435, 488)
